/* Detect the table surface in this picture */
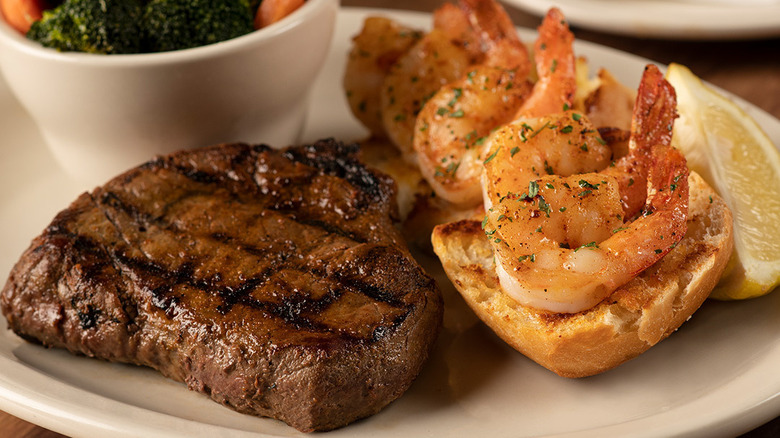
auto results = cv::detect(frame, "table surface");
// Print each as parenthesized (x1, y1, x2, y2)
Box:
(1, 1, 778, 437)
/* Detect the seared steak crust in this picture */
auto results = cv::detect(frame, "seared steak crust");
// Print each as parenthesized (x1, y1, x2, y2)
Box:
(1, 139, 443, 432)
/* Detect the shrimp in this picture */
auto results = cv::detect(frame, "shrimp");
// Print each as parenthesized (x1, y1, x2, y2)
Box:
(481, 110, 614, 203)
(601, 65, 679, 219)
(343, 17, 424, 138)
(413, 2, 574, 208)
(481, 65, 688, 313)
(432, 0, 529, 71)
(413, 66, 532, 207)
(516, 7, 576, 119)
(381, 0, 529, 162)
(381, 28, 473, 160)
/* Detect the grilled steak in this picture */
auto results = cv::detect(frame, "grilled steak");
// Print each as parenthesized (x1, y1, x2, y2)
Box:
(1, 139, 443, 432)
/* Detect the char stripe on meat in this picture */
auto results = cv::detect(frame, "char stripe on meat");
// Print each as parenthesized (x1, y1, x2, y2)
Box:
(2, 138, 442, 432)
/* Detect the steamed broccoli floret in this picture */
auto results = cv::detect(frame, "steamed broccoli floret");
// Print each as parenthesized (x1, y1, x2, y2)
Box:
(143, 0, 254, 53)
(26, 0, 144, 54)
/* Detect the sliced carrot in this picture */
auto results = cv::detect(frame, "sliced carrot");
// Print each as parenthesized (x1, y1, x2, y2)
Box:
(255, 0, 305, 29)
(0, 0, 46, 34)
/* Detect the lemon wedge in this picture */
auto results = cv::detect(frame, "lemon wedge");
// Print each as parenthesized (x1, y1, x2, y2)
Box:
(665, 63, 780, 300)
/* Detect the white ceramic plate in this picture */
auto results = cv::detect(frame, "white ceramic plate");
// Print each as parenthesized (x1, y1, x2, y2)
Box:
(1, 8, 779, 438)
(501, 0, 780, 39)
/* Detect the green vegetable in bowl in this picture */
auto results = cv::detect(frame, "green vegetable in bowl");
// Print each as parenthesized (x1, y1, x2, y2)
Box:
(27, 0, 144, 54)
(24, 0, 256, 54)
(143, 0, 254, 52)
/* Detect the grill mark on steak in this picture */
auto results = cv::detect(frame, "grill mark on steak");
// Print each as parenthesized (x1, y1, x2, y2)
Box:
(281, 143, 391, 207)
(79, 147, 417, 340)
(1, 139, 443, 432)
(106, 239, 342, 330)
(71, 298, 101, 329)
(100, 156, 372, 249)
(335, 274, 405, 308)
(106, 229, 413, 337)
(67, 225, 144, 337)
(281, 217, 362, 242)
(98, 191, 148, 228)
(93, 145, 407, 313)
(173, 165, 226, 185)
(83, 171, 414, 335)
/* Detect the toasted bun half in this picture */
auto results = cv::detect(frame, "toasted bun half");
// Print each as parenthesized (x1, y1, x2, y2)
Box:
(432, 172, 733, 378)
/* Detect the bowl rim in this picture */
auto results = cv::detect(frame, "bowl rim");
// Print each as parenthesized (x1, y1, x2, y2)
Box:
(0, 0, 337, 66)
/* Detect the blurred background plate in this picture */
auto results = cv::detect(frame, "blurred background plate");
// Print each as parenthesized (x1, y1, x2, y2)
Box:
(502, 0, 780, 39)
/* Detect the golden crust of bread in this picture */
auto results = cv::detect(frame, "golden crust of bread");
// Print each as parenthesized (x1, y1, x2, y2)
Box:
(431, 172, 733, 378)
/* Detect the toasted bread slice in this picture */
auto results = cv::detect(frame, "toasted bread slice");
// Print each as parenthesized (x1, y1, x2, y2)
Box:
(432, 172, 733, 377)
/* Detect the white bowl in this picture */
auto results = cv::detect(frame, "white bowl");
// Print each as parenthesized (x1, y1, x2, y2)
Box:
(0, 0, 338, 185)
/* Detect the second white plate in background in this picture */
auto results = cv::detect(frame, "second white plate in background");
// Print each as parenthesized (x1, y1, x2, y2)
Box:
(502, 0, 780, 39)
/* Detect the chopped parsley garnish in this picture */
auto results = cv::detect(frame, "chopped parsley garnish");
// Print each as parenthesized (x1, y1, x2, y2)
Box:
(574, 241, 599, 252)
(538, 196, 551, 216)
(434, 160, 461, 178)
(483, 149, 499, 164)
(447, 88, 463, 107)
(578, 179, 600, 189)
(528, 181, 540, 198)
(529, 121, 550, 140)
